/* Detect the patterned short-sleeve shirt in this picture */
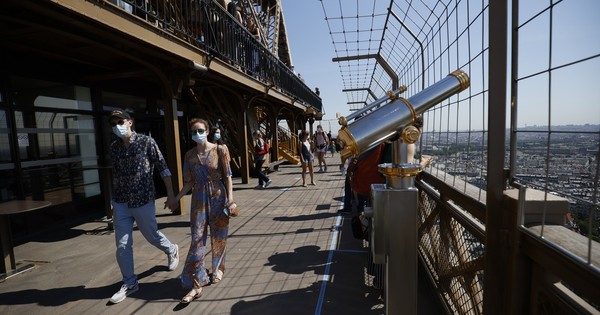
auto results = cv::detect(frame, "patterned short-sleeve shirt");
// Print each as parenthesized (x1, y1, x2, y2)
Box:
(110, 132, 172, 208)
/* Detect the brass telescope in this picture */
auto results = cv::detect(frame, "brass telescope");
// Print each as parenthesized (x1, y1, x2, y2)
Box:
(340, 85, 407, 125)
(337, 69, 470, 159)
(346, 70, 469, 315)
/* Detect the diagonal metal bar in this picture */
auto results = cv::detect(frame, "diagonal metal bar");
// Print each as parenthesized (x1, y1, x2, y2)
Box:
(342, 88, 378, 100)
(388, 9, 425, 91)
(332, 54, 399, 90)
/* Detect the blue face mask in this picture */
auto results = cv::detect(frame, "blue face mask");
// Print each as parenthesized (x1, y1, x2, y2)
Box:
(112, 125, 129, 138)
(192, 133, 207, 144)
(214, 133, 221, 140)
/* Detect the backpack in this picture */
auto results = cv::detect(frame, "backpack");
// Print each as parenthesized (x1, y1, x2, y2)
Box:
(256, 141, 270, 155)
(347, 143, 386, 196)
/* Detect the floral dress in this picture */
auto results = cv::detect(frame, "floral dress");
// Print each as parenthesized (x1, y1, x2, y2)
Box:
(180, 145, 232, 289)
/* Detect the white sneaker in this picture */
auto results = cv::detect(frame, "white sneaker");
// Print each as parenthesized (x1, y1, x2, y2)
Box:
(109, 282, 139, 304)
(265, 179, 272, 188)
(168, 244, 179, 271)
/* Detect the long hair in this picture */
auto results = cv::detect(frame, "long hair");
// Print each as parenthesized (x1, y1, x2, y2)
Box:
(208, 126, 225, 145)
(189, 118, 209, 130)
(299, 130, 308, 140)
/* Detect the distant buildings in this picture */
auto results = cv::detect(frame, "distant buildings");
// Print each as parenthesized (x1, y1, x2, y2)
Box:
(422, 125, 599, 237)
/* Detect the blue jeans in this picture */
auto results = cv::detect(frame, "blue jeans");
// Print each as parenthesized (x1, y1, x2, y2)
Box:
(255, 159, 270, 185)
(113, 201, 176, 286)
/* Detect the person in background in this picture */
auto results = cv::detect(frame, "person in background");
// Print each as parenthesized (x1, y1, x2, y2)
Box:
(107, 109, 179, 304)
(313, 125, 329, 172)
(208, 126, 228, 187)
(328, 136, 336, 158)
(227, 1, 243, 64)
(253, 130, 272, 189)
(410, 115, 433, 169)
(298, 130, 316, 187)
(168, 118, 236, 303)
(208, 126, 226, 147)
(339, 155, 353, 213)
(246, 19, 261, 74)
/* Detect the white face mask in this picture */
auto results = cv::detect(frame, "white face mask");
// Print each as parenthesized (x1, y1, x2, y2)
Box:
(214, 133, 221, 140)
(192, 133, 207, 144)
(112, 125, 129, 138)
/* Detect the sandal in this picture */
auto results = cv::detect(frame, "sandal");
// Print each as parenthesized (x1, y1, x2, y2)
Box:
(181, 287, 202, 303)
(211, 270, 223, 284)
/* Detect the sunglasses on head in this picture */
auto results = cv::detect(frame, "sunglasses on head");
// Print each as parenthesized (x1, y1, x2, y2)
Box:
(191, 128, 206, 135)
(110, 120, 126, 127)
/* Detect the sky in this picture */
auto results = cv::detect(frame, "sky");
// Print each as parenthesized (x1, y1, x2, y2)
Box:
(280, 0, 600, 131)
(281, 0, 349, 122)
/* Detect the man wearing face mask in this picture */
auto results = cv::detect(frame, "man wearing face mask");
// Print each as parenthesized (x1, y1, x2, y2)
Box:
(253, 130, 272, 189)
(107, 109, 179, 304)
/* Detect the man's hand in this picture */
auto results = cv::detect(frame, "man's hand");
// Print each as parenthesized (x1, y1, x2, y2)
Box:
(164, 196, 179, 212)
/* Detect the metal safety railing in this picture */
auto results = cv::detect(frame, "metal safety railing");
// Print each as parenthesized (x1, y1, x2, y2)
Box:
(325, 0, 599, 313)
(104, 0, 322, 112)
(412, 0, 600, 313)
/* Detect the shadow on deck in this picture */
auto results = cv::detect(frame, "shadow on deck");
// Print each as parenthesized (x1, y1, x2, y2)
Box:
(0, 156, 442, 314)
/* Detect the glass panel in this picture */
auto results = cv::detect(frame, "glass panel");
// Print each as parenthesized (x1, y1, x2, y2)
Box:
(14, 111, 100, 203)
(11, 77, 92, 111)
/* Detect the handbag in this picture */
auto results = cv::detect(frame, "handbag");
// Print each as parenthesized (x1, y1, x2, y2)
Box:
(223, 202, 239, 217)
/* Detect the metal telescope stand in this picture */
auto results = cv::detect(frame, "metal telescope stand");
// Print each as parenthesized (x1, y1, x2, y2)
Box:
(366, 128, 421, 315)
(336, 69, 470, 315)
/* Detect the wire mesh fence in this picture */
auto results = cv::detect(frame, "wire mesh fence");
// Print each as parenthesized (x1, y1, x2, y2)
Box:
(322, 0, 599, 313)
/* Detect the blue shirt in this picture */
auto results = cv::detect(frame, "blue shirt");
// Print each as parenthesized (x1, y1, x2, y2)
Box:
(110, 132, 172, 208)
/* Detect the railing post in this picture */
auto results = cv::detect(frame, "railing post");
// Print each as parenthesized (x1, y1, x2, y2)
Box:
(484, 0, 510, 313)
(164, 97, 184, 214)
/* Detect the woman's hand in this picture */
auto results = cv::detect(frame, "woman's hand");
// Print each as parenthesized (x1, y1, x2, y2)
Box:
(164, 196, 179, 211)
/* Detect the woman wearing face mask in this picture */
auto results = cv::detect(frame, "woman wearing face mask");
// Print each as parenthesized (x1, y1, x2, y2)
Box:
(168, 118, 236, 303)
(208, 126, 225, 146)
